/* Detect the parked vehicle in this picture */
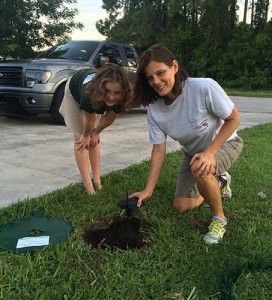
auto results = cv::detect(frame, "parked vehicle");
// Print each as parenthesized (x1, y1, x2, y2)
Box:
(0, 40, 139, 123)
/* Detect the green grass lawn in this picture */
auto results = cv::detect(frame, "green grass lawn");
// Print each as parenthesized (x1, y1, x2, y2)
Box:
(0, 124, 272, 300)
(224, 88, 272, 98)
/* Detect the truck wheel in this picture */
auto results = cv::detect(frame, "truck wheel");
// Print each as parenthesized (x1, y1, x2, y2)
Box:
(50, 84, 65, 124)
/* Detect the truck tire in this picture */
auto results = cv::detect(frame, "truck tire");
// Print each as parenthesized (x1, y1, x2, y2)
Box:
(50, 84, 65, 124)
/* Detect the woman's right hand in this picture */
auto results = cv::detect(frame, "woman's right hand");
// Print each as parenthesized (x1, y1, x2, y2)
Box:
(75, 135, 90, 152)
(129, 189, 152, 207)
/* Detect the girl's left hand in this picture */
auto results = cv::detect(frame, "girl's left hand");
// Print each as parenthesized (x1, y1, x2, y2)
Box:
(190, 151, 216, 177)
(89, 130, 100, 147)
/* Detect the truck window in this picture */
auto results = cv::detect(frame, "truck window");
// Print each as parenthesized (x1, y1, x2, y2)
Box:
(37, 41, 100, 61)
(123, 46, 137, 67)
(97, 44, 123, 65)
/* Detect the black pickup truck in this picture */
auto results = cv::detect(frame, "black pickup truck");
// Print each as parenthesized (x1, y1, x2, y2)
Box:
(0, 40, 139, 123)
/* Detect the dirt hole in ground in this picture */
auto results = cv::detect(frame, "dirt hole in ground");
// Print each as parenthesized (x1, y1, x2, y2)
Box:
(82, 215, 151, 251)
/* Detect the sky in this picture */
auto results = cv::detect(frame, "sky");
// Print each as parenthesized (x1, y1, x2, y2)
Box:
(71, 0, 106, 40)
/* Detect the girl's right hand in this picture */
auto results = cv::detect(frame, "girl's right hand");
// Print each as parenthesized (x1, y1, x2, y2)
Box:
(75, 135, 90, 152)
(129, 189, 152, 207)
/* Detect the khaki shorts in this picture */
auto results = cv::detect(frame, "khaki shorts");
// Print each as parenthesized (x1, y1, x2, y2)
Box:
(175, 136, 244, 198)
(59, 78, 100, 138)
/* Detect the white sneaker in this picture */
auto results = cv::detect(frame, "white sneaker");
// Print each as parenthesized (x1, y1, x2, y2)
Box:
(203, 217, 227, 244)
(218, 171, 232, 200)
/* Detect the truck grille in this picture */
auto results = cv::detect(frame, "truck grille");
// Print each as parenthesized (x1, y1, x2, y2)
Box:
(0, 67, 23, 87)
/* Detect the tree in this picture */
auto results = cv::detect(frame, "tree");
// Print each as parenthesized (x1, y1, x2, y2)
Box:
(243, 0, 249, 22)
(251, 0, 270, 31)
(97, 0, 272, 89)
(97, 0, 169, 52)
(251, 0, 255, 25)
(0, 0, 83, 59)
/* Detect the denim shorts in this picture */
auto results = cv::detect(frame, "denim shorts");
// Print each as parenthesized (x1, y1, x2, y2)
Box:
(175, 136, 244, 198)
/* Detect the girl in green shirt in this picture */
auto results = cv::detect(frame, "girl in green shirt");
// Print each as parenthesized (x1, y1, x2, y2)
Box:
(59, 64, 133, 195)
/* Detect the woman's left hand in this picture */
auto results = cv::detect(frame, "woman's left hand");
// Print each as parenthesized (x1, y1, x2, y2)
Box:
(190, 151, 216, 177)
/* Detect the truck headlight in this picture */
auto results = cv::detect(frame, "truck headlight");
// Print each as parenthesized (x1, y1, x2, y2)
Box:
(25, 70, 52, 88)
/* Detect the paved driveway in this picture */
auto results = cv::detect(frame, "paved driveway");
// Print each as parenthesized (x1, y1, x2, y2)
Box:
(0, 97, 271, 207)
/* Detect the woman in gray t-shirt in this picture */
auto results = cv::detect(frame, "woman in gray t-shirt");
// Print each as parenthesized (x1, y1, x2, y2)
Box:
(129, 44, 243, 245)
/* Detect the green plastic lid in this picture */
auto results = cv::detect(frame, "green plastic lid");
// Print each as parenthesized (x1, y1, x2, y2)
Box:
(0, 211, 72, 252)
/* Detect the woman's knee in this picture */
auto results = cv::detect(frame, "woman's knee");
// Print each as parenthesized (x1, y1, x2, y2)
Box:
(173, 197, 193, 212)
(193, 173, 216, 187)
(173, 196, 204, 212)
(190, 158, 216, 179)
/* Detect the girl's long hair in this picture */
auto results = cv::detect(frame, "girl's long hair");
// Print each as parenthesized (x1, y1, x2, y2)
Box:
(84, 64, 133, 109)
(133, 44, 188, 107)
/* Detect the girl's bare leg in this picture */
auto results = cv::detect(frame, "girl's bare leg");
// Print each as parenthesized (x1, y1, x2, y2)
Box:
(89, 143, 102, 190)
(73, 136, 95, 195)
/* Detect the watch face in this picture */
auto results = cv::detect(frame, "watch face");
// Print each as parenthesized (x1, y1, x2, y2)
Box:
(83, 73, 96, 85)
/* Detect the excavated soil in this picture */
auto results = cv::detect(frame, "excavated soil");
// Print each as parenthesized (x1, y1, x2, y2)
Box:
(82, 215, 151, 251)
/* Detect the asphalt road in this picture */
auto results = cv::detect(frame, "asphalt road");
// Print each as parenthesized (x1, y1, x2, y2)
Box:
(0, 96, 271, 208)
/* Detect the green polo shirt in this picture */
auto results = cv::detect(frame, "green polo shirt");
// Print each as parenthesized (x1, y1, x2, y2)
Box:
(69, 68, 123, 114)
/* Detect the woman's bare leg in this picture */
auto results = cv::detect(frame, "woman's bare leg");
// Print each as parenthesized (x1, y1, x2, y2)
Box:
(196, 174, 225, 219)
(173, 174, 225, 219)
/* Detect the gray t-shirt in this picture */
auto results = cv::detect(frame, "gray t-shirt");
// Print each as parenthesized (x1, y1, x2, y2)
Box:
(147, 77, 237, 156)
